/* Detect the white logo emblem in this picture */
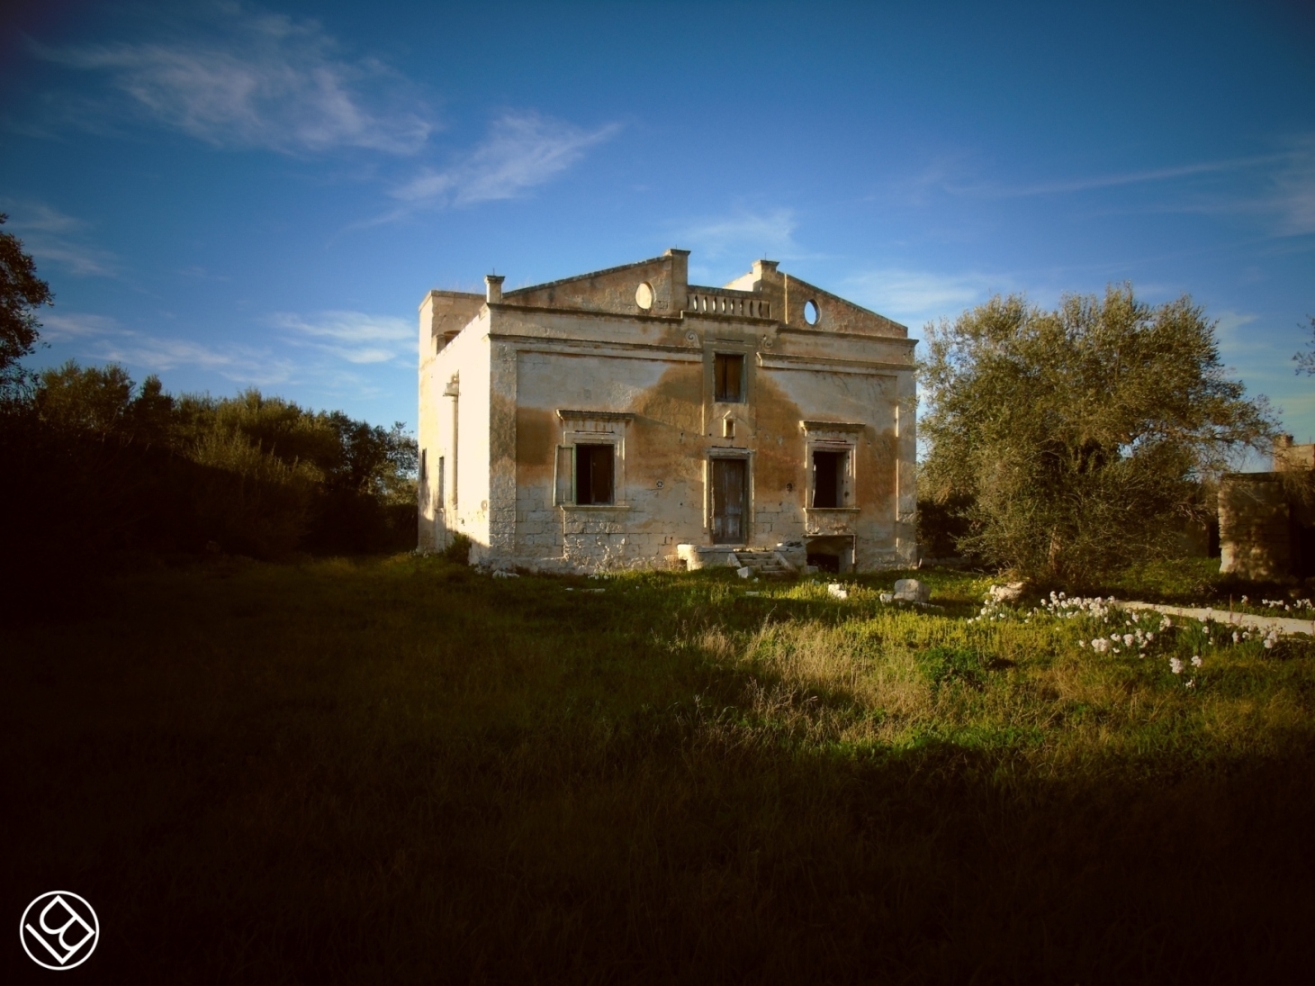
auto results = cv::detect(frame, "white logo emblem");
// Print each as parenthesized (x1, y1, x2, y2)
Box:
(20, 892, 99, 970)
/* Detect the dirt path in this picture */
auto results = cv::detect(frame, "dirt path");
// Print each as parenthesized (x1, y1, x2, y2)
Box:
(1121, 600, 1315, 637)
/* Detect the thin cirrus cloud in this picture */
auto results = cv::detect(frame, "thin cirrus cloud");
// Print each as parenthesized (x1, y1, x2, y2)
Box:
(846, 268, 1003, 326)
(905, 142, 1315, 237)
(271, 310, 414, 365)
(387, 112, 622, 212)
(94, 336, 296, 385)
(675, 209, 800, 262)
(38, 309, 295, 385)
(33, 5, 434, 155)
(1, 201, 119, 277)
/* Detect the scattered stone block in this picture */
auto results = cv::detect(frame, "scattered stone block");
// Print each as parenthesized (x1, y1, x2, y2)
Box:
(893, 578, 930, 603)
(987, 582, 1025, 602)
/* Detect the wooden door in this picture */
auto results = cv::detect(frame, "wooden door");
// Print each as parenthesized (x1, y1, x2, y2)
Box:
(711, 458, 747, 544)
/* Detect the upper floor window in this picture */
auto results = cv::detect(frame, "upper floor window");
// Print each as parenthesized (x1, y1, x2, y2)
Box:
(714, 353, 744, 403)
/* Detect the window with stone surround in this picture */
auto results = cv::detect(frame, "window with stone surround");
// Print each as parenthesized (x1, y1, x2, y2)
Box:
(554, 410, 632, 508)
(801, 421, 862, 510)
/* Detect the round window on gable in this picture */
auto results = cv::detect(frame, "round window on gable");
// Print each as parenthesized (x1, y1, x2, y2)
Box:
(803, 299, 819, 325)
(636, 282, 654, 311)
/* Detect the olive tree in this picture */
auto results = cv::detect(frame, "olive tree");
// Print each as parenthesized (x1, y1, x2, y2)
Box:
(919, 286, 1276, 587)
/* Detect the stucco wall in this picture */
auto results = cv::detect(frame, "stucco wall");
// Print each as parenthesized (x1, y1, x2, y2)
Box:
(418, 252, 918, 572)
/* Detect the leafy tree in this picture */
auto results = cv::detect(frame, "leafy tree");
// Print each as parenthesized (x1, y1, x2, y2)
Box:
(1295, 316, 1315, 376)
(920, 286, 1276, 587)
(0, 213, 53, 396)
(35, 361, 176, 444)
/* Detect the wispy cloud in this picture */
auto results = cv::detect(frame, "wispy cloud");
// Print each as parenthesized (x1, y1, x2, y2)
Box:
(38, 311, 122, 340)
(1, 201, 119, 277)
(35, 4, 434, 155)
(845, 268, 1003, 325)
(1270, 138, 1315, 235)
(904, 141, 1315, 238)
(676, 208, 800, 263)
(1213, 309, 1260, 339)
(989, 154, 1290, 199)
(38, 309, 294, 384)
(92, 334, 295, 385)
(387, 112, 620, 212)
(271, 310, 412, 364)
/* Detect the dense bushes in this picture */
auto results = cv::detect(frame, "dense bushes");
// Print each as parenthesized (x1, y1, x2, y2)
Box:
(1, 361, 417, 564)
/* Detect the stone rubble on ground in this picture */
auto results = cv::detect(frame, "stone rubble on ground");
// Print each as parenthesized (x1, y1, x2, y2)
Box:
(893, 579, 930, 603)
(987, 582, 1025, 603)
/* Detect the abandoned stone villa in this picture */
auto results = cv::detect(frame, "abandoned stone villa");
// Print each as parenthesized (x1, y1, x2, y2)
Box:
(416, 249, 917, 573)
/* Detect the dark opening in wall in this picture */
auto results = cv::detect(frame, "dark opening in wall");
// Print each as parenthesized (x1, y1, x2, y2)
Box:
(807, 552, 841, 573)
(812, 450, 846, 507)
(575, 444, 614, 504)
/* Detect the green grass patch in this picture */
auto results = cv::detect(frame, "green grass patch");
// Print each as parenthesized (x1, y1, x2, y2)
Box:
(3, 555, 1314, 983)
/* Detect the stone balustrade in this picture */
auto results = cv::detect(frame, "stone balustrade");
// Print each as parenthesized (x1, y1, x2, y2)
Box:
(685, 289, 770, 319)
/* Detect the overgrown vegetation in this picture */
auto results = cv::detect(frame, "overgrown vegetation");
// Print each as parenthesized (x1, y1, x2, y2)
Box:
(920, 288, 1275, 588)
(4, 558, 1313, 983)
(1, 361, 417, 579)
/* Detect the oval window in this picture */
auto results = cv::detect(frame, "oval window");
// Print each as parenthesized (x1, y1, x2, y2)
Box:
(803, 299, 819, 325)
(636, 282, 654, 311)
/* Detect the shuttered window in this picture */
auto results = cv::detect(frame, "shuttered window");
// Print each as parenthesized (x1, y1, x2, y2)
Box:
(714, 354, 744, 403)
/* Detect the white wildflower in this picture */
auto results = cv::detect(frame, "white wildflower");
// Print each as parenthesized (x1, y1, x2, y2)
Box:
(1191, 655, 1202, 668)
(1170, 657, 1184, 674)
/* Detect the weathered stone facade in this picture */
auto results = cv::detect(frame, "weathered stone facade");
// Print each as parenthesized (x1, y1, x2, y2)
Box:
(1219, 436, 1315, 580)
(417, 249, 917, 573)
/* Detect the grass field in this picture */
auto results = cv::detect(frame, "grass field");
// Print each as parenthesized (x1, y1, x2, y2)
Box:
(4, 555, 1314, 984)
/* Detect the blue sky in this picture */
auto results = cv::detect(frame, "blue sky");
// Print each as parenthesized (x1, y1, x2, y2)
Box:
(2, 0, 1312, 454)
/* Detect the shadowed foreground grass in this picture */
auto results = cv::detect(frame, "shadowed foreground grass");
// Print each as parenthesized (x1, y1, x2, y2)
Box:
(3, 556, 1314, 984)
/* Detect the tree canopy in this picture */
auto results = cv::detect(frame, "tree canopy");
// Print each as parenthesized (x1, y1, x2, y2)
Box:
(0, 213, 52, 395)
(919, 286, 1276, 586)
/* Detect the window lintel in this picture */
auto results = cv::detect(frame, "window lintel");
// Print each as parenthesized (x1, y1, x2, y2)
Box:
(800, 420, 865, 434)
(557, 409, 634, 423)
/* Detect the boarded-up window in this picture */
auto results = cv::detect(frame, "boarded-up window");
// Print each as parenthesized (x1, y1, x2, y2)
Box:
(812, 450, 848, 507)
(575, 444, 615, 505)
(714, 354, 744, 403)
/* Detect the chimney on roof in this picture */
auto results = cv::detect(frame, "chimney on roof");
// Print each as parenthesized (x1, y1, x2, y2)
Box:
(753, 259, 780, 278)
(485, 274, 504, 304)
